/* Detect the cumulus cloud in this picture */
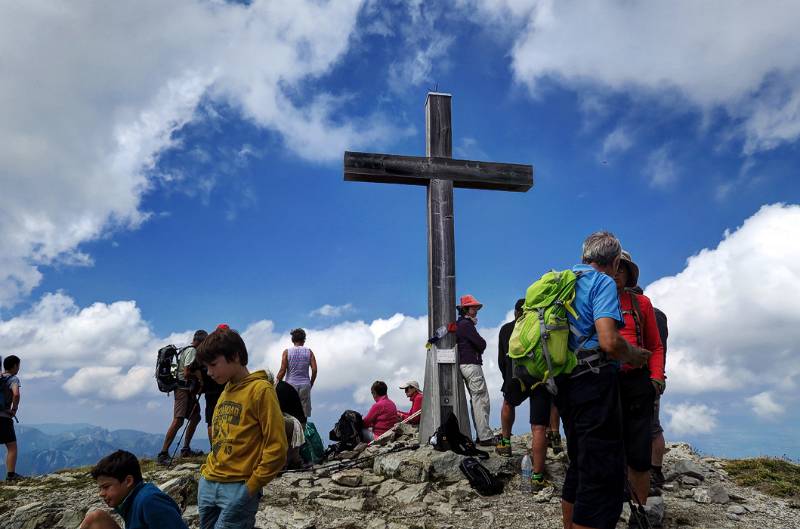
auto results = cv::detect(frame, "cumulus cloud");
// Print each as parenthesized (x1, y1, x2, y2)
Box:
(747, 391, 785, 419)
(664, 402, 719, 435)
(0, 0, 415, 307)
(645, 203, 800, 414)
(0, 289, 513, 432)
(310, 303, 355, 318)
(461, 1, 800, 154)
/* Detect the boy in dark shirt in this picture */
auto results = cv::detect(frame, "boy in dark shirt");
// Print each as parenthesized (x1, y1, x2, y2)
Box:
(80, 450, 188, 529)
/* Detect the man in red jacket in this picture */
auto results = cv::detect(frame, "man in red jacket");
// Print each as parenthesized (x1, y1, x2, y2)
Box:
(615, 251, 665, 514)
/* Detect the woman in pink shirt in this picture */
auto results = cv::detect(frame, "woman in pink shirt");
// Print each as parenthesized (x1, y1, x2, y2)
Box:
(362, 381, 398, 439)
(397, 380, 423, 425)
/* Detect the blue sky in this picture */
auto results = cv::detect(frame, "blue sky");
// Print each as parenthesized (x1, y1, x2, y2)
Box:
(1, 1, 799, 459)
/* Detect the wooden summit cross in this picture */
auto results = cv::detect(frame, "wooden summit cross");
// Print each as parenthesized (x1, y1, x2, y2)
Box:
(343, 93, 533, 441)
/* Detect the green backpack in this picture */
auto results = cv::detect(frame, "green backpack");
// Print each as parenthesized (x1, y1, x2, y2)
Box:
(507, 269, 581, 397)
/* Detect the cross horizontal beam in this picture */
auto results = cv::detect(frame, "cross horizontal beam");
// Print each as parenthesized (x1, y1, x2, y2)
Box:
(344, 151, 533, 192)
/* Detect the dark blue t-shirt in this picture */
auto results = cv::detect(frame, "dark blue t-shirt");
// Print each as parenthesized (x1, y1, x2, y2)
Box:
(115, 482, 188, 529)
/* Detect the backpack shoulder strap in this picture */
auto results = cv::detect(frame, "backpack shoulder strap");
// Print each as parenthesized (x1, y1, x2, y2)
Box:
(623, 289, 644, 347)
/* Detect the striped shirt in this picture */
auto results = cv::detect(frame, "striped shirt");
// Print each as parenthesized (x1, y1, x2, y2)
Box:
(285, 346, 312, 386)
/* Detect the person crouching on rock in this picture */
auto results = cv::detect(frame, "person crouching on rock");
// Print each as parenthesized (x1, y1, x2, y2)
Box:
(362, 380, 398, 442)
(397, 380, 423, 425)
(80, 449, 188, 529)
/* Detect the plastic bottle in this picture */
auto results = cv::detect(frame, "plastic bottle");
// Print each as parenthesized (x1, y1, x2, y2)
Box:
(520, 454, 532, 492)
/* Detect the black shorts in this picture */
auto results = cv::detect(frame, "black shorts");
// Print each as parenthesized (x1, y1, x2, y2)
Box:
(503, 381, 551, 426)
(205, 392, 222, 425)
(0, 417, 16, 444)
(619, 368, 656, 472)
(554, 365, 624, 529)
(529, 384, 552, 426)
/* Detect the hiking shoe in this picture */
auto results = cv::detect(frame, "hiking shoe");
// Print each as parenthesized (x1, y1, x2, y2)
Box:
(495, 441, 512, 457)
(157, 451, 172, 466)
(180, 448, 204, 458)
(477, 438, 495, 447)
(547, 431, 563, 454)
(531, 477, 552, 493)
(5, 472, 24, 482)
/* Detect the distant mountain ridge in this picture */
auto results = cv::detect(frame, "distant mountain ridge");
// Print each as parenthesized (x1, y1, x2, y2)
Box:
(1, 423, 205, 476)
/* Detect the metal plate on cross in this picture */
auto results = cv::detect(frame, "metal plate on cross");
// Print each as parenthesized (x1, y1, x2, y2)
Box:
(435, 348, 456, 364)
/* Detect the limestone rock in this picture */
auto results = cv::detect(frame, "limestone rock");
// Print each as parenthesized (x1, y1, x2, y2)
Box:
(669, 459, 706, 481)
(727, 504, 746, 515)
(707, 483, 730, 504)
(331, 469, 364, 487)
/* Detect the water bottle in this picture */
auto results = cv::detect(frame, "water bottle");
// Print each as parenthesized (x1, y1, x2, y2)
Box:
(520, 454, 532, 492)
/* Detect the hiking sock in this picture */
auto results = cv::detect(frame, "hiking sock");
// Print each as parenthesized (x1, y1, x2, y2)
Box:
(501, 437, 511, 445)
(531, 472, 544, 482)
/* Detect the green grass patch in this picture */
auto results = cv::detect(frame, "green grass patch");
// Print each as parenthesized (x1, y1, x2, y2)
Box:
(724, 457, 800, 499)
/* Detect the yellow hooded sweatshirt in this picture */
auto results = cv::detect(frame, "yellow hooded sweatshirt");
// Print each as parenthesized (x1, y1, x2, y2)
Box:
(201, 370, 288, 495)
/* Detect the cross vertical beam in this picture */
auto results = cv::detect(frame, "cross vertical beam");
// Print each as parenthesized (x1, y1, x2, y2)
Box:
(421, 93, 472, 441)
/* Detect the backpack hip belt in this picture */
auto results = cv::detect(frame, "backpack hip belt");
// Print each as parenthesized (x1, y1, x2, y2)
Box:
(570, 348, 609, 379)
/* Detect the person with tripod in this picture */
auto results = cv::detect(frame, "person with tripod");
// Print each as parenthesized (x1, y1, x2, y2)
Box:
(157, 330, 206, 465)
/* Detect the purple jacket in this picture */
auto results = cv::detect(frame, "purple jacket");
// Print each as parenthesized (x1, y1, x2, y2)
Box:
(456, 316, 487, 365)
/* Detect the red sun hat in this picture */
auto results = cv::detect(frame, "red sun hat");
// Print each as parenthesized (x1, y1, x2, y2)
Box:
(458, 294, 483, 309)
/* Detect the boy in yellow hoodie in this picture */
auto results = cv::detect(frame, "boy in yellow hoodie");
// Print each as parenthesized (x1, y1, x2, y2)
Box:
(195, 325, 287, 529)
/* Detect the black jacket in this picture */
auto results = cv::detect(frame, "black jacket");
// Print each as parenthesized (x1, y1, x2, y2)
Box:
(456, 316, 487, 365)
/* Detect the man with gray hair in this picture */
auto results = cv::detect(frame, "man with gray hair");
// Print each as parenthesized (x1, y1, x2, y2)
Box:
(554, 231, 651, 529)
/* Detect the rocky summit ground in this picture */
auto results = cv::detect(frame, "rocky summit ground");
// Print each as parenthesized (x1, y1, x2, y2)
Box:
(2, 424, 799, 529)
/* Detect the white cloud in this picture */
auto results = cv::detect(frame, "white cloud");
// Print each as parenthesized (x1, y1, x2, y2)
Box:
(645, 203, 800, 414)
(601, 127, 633, 159)
(644, 146, 678, 188)
(747, 391, 785, 420)
(64, 366, 153, 401)
(310, 303, 355, 318)
(0, 0, 416, 307)
(664, 402, 718, 435)
(380, 0, 454, 91)
(461, 1, 800, 154)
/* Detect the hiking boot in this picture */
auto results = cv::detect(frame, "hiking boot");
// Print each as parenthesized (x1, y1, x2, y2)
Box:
(6, 472, 24, 482)
(180, 447, 204, 458)
(495, 440, 512, 457)
(531, 476, 552, 493)
(546, 431, 563, 454)
(157, 451, 172, 466)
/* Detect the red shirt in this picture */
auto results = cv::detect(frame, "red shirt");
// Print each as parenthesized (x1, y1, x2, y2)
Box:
(363, 395, 399, 437)
(619, 290, 665, 381)
(399, 391, 423, 424)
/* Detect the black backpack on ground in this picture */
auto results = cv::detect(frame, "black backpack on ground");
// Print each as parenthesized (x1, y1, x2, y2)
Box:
(329, 410, 364, 451)
(155, 345, 186, 393)
(459, 457, 504, 496)
(429, 412, 489, 460)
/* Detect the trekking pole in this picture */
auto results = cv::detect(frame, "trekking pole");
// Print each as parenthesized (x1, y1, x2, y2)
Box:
(168, 396, 201, 468)
(625, 476, 653, 529)
(367, 409, 422, 447)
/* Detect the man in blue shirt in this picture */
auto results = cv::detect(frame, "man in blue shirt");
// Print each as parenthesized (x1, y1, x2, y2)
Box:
(554, 232, 651, 529)
(81, 450, 188, 529)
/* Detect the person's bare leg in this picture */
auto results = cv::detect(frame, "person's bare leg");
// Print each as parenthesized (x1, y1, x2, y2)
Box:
(182, 415, 201, 450)
(80, 510, 122, 529)
(561, 499, 574, 529)
(6, 441, 17, 474)
(549, 404, 560, 433)
(532, 425, 547, 474)
(629, 467, 650, 504)
(500, 400, 515, 439)
(160, 418, 183, 453)
(652, 432, 665, 467)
